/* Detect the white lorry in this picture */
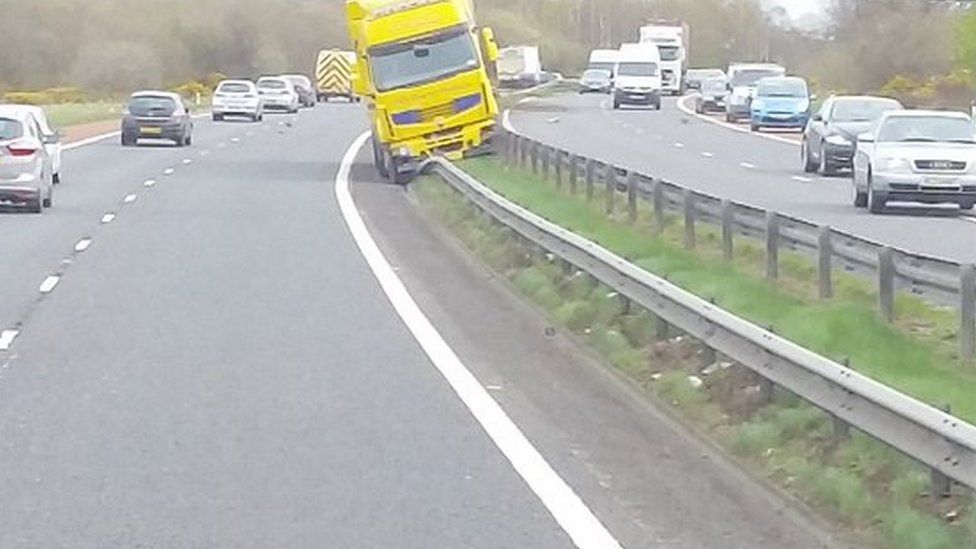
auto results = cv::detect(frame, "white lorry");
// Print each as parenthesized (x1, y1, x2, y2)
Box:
(612, 43, 662, 110)
(639, 21, 689, 96)
(498, 45, 543, 89)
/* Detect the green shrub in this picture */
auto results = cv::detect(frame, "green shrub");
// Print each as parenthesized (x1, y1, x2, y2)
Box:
(729, 421, 782, 458)
(656, 371, 707, 409)
(883, 509, 957, 549)
(555, 300, 597, 332)
(806, 467, 875, 524)
(3, 91, 47, 105)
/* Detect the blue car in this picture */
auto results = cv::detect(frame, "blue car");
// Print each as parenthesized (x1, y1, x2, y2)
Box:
(750, 76, 811, 132)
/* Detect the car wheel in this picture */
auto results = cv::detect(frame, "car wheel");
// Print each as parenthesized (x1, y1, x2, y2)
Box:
(53, 172, 61, 185)
(867, 175, 886, 214)
(960, 201, 975, 211)
(801, 140, 817, 173)
(185, 133, 192, 146)
(726, 112, 735, 123)
(818, 146, 835, 176)
(43, 192, 52, 209)
(121, 133, 136, 147)
(655, 102, 662, 111)
(213, 113, 223, 122)
(852, 178, 868, 208)
(29, 196, 42, 213)
(612, 98, 620, 110)
(750, 123, 760, 132)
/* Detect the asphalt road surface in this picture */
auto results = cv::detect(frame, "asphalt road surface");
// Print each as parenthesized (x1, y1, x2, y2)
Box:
(509, 93, 976, 263)
(0, 104, 837, 548)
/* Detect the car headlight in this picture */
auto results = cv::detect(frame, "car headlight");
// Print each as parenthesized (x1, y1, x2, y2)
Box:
(877, 157, 911, 172)
(825, 134, 851, 146)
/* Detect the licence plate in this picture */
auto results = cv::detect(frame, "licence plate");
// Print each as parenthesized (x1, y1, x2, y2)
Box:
(140, 127, 162, 135)
(924, 177, 959, 187)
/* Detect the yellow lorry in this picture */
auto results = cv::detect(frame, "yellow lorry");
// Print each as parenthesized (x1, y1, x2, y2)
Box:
(315, 49, 357, 102)
(345, 0, 500, 183)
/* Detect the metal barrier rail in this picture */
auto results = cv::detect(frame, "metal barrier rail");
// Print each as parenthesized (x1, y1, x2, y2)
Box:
(499, 129, 976, 357)
(427, 156, 976, 497)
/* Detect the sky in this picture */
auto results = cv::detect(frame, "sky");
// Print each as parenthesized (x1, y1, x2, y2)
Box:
(762, 0, 831, 29)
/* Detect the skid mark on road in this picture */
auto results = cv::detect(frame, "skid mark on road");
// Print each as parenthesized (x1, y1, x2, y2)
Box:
(335, 132, 622, 549)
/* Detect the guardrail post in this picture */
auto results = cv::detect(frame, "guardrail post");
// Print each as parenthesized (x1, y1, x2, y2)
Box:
(683, 189, 695, 250)
(700, 346, 716, 369)
(530, 142, 539, 176)
(585, 159, 595, 202)
(931, 404, 954, 503)
(655, 315, 669, 341)
(604, 166, 616, 216)
(617, 294, 632, 315)
(508, 133, 518, 168)
(541, 146, 551, 181)
(519, 137, 529, 170)
(721, 199, 734, 261)
(765, 212, 779, 281)
(653, 180, 665, 236)
(831, 414, 851, 441)
(554, 150, 564, 189)
(960, 264, 976, 359)
(626, 172, 638, 224)
(879, 247, 895, 322)
(568, 154, 579, 194)
(817, 226, 833, 299)
(758, 377, 775, 405)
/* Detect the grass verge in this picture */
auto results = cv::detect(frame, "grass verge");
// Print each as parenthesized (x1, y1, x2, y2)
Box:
(43, 102, 124, 127)
(412, 158, 976, 548)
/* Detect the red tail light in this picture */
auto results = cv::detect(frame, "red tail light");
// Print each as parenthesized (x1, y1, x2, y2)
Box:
(8, 146, 36, 157)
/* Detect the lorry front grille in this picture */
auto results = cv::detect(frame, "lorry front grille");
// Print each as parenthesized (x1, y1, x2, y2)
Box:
(420, 102, 455, 122)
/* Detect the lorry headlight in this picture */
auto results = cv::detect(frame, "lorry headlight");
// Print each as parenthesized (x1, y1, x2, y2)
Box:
(877, 157, 910, 172)
(396, 146, 411, 157)
(453, 93, 482, 113)
(392, 110, 422, 125)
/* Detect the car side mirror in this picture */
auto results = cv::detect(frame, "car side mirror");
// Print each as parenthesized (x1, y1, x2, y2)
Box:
(857, 133, 875, 143)
(43, 131, 61, 145)
(812, 114, 822, 122)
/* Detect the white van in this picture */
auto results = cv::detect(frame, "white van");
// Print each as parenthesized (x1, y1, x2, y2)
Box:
(612, 43, 663, 110)
(587, 49, 619, 74)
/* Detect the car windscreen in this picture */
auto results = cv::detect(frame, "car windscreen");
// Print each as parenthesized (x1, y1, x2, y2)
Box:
(701, 79, 728, 94)
(731, 69, 783, 87)
(127, 96, 176, 117)
(370, 26, 479, 92)
(582, 70, 610, 81)
(658, 46, 680, 61)
(588, 62, 615, 73)
(617, 62, 658, 77)
(0, 118, 23, 140)
(219, 83, 252, 94)
(258, 80, 287, 89)
(878, 116, 976, 143)
(831, 99, 902, 122)
(756, 79, 807, 97)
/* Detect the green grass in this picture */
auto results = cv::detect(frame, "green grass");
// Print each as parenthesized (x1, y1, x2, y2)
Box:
(42, 102, 124, 127)
(457, 156, 976, 423)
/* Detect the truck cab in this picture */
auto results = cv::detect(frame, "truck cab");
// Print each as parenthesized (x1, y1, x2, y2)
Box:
(612, 43, 662, 110)
(639, 21, 688, 96)
(346, 0, 500, 183)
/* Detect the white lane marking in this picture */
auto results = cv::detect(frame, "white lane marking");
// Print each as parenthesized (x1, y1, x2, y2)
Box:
(74, 238, 92, 252)
(231, 137, 241, 143)
(101, 213, 116, 224)
(63, 131, 121, 151)
(791, 176, 813, 183)
(216, 143, 227, 149)
(144, 179, 156, 188)
(0, 330, 19, 351)
(335, 132, 621, 549)
(674, 142, 685, 149)
(740, 162, 756, 169)
(961, 216, 976, 224)
(701, 152, 714, 158)
(39, 276, 60, 294)
(200, 150, 210, 157)
(163, 168, 175, 176)
(123, 194, 137, 204)
(676, 95, 800, 147)
(182, 158, 193, 165)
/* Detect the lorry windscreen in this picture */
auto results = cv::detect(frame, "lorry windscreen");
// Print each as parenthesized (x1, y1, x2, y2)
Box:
(731, 69, 782, 88)
(371, 27, 479, 92)
(617, 63, 658, 77)
(658, 46, 680, 61)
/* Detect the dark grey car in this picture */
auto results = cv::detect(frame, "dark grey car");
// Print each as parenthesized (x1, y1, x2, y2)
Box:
(121, 92, 194, 147)
(578, 69, 612, 94)
(802, 95, 903, 175)
(282, 74, 317, 108)
(695, 77, 729, 113)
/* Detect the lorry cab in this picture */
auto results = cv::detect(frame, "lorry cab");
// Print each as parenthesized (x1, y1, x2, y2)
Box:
(611, 43, 662, 110)
(346, 0, 500, 184)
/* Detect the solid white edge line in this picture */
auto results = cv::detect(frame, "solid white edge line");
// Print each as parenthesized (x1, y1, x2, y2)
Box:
(101, 213, 116, 224)
(334, 131, 621, 549)
(124, 194, 137, 204)
(39, 276, 60, 294)
(676, 94, 801, 147)
(144, 179, 156, 187)
(61, 112, 211, 152)
(0, 329, 18, 351)
(740, 162, 756, 169)
(74, 238, 92, 252)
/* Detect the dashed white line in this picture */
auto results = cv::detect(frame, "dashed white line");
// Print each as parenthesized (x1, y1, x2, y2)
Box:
(101, 213, 116, 224)
(144, 179, 156, 188)
(791, 176, 813, 183)
(740, 162, 756, 169)
(674, 142, 685, 149)
(163, 168, 175, 176)
(335, 132, 621, 549)
(123, 194, 137, 204)
(182, 158, 193, 165)
(231, 137, 241, 143)
(701, 152, 714, 158)
(74, 238, 92, 252)
(199, 150, 210, 157)
(216, 143, 227, 149)
(39, 276, 60, 294)
(0, 330, 19, 351)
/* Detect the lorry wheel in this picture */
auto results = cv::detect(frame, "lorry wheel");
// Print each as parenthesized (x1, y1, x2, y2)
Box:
(372, 138, 389, 180)
(612, 98, 620, 110)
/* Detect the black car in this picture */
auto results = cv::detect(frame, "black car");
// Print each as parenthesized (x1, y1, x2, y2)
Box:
(801, 96, 904, 175)
(282, 74, 317, 108)
(579, 69, 612, 94)
(694, 77, 729, 113)
(685, 68, 726, 91)
(121, 92, 194, 147)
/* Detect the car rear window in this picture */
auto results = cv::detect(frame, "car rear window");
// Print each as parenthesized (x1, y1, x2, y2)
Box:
(258, 80, 286, 89)
(219, 83, 252, 93)
(128, 96, 177, 116)
(0, 118, 24, 140)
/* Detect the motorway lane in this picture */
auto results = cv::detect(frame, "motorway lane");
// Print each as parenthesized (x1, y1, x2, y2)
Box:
(0, 104, 574, 547)
(0, 115, 264, 341)
(510, 93, 976, 263)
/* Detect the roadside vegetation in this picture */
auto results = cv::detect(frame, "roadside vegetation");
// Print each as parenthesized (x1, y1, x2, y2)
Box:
(413, 157, 976, 548)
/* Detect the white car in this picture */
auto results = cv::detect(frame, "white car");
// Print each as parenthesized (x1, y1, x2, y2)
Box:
(22, 106, 62, 184)
(0, 105, 55, 213)
(256, 77, 300, 113)
(212, 80, 264, 122)
(853, 110, 976, 214)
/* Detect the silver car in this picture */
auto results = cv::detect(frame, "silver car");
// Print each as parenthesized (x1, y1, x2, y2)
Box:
(256, 77, 300, 113)
(0, 105, 55, 213)
(853, 110, 976, 214)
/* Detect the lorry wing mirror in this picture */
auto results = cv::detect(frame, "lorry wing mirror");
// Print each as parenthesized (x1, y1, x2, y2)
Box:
(481, 27, 499, 63)
(350, 61, 368, 97)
